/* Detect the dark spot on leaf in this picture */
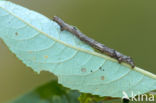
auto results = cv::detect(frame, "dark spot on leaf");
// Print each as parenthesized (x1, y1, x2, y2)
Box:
(99, 67, 103, 70)
(99, 67, 105, 71)
(101, 76, 104, 80)
(90, 70, 92, 72)
(81, 68, 86, 72)
(15, 32, 18, 36)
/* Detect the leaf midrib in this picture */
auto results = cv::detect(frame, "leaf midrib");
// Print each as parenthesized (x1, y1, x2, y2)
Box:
(0, 3, 156, 80)
(0, 4, 119, 65)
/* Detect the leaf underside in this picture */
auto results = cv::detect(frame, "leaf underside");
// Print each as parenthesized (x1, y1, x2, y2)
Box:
(0, 1, 156, 98)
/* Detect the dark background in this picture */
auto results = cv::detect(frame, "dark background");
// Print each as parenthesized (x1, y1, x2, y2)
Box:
(0, 0, 156, 102)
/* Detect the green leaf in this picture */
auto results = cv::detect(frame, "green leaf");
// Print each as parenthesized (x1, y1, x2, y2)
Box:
(0, 1, 156, 98)
(6, 80, 126, 103)
(7, 80, 80, 103)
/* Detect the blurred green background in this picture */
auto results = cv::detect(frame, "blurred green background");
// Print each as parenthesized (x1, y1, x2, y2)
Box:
(0, 0, 156, 102)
